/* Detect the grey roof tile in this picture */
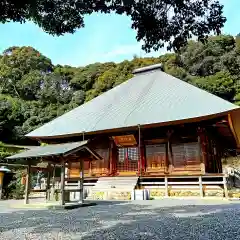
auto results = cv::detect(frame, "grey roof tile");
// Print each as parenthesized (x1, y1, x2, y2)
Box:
(6, 141, 88, 159)
(26, 66, 239, 138)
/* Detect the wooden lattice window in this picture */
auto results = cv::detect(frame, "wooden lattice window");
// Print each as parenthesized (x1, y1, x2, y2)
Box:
(118, 147, 139, 162)
(171, 142, 200, 168)
(117, 147, 139, 172)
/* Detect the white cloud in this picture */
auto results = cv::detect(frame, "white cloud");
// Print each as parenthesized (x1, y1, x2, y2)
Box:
(102, 43, 143, 59)
(100, 41, 168, 63)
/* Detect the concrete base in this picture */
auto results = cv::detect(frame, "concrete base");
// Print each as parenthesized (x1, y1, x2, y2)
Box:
(48, 202, 96, 210)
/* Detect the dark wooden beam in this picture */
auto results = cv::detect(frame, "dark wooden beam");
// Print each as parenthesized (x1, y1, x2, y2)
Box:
(138, 125, 142, 176)
(197, 128, 206, 175)
(51, 164, 56, 200)
(45, 163, 51, 201)
(60, 159, 65, 206)
(24, 161, 31, 204)
(79, 158, 84, 203)
(109, 140, 114, 175)
(167, 130, 174, 174)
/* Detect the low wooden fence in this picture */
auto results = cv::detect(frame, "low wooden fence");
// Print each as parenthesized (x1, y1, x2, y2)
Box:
(33, 174, 229, 199)
(139, 174, 228, 198)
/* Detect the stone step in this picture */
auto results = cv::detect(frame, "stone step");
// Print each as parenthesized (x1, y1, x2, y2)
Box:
(100, 176, 138, 180)
(92, 185, 135, 189)
(89, 188, 133, 194)
(94, 181, 137, 186)
(95, 179, 138, 183)
(92, 188, 134, 191)
(93, 184, 136, 188)
(96, 182, 136, 185)
(87, 190, 132, 200)
(86, 176, 138, 200)
(97, 179, 138, 183)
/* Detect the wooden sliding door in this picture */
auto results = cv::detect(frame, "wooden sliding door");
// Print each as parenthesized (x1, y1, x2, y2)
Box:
(171, 142, 201, 174)
(90, 148, 110, 176)
(145, 144, 167, 174)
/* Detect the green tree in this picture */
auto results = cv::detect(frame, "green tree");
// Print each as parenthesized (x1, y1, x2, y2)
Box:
(0, 95, 23, 143)
(0, 36, 240, 145)
(0, 1, 226, 52)
(234, 93, 240, 106)
(70, 90, 86, 108)
(37, 73, 73, 105)
(180, 35, 236, 77)
(191, 71, 235, 101)
(70, 63, 115, 92)
(0, 47, 52, 97)
(17, 70, 43, 100)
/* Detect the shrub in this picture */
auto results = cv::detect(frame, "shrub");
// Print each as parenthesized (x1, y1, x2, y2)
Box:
(6, 170, 25, 199)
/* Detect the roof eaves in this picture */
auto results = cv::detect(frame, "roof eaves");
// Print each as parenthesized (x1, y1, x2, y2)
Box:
(5, 141, 88, 160)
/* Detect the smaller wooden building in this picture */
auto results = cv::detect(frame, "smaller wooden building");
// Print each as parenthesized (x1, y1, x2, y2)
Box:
(6, 141, 101, 205)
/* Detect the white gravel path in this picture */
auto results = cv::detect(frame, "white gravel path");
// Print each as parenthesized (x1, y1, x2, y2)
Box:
(0, 199, 240, 240)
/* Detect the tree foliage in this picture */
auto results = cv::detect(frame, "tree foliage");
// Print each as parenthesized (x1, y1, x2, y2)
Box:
(0, 0, 226, 52)
(0, 35, 240, 145)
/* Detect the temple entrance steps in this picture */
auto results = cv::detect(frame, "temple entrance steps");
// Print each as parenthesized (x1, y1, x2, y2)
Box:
(85, 176, 139, 200)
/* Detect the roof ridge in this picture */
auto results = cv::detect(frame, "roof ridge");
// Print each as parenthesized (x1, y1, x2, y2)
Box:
(133, 63, 163, 75)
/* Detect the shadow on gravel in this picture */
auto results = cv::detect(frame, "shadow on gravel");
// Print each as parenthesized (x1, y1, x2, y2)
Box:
(1, 200, 240, 239)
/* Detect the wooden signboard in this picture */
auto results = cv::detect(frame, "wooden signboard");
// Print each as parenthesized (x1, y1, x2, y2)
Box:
(113, 135, 137, 147)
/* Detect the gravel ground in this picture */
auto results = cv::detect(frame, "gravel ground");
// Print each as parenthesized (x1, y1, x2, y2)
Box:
(0, 199, 240, 240)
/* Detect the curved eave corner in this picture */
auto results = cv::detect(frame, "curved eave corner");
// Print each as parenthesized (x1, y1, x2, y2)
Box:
(228, 108, 240, 149)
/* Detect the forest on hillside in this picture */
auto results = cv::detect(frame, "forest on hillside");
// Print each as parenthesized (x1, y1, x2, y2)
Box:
(0, 34, 240, 145)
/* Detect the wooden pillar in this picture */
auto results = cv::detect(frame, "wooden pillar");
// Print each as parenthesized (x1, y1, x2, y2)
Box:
(60, 159, 65, 206)
(111, 140, 117, 176)
(138, 125, 142, 176)
(203, 133, 208, 172)
(223, 175, 229, 199)
(164, 176, 169, 197)
(46, 163, 51, 201)
(199, 176, 204, 198)
(51, 164, 56, 201)
(79, 158, 84, 203)
(197, 128, 206, 174)
(167, 130, 173, 174)
(52, 164, 56, 189)
(197, 129, 206, 175)
(109, 140, 114, 175)
(140, 145, 146, 174)
(24, 162, 31, 204)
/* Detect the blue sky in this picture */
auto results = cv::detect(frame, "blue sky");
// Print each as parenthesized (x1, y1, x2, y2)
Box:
(0, 0, 239, 67)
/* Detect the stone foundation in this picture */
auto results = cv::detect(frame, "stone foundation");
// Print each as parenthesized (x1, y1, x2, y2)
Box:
(90, 191, 131, 200)
(228, 189, 240, 198)
(170, 190, 200, 197)
(149, 190, 165, 198)
(204, 189, 224, 197)
(149, 188, 224, 199)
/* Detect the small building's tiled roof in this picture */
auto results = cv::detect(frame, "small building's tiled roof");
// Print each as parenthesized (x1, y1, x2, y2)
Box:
(6, 141, 88, 160)
(26, 64, 239, 138)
